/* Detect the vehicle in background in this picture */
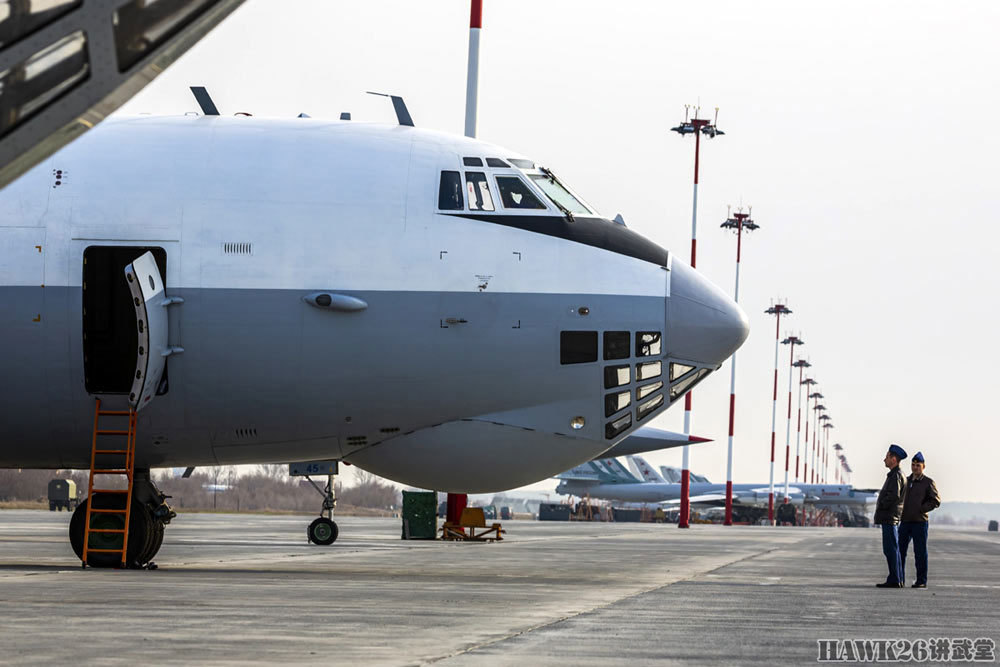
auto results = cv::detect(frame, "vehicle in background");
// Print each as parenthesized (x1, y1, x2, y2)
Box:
(48, 479, 79, 512)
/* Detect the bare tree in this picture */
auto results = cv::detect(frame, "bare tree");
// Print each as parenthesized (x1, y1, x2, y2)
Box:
(258, 464, 287, 480)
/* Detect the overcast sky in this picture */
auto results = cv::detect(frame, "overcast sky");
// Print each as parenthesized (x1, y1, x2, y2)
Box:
(119, 1, 1000, 502)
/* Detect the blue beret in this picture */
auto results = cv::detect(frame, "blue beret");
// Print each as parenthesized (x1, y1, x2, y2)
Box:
(912, 451, 924, 463)
(888, 444, 908, 460)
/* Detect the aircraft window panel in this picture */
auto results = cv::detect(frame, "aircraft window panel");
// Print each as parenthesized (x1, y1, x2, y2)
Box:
(495, 176, 546, 210)
(636, 331, 662, 357)
(604, 364, 630, 389)
(508, 158, 535, 169)
(637, 393, 664, 421)
(637, 361, 661, 381)
(603, 331, 630, 360)
(529, 174, 592, 215)
(637, 381, 663, 400)
(669, 362, 695, 381)
(604, 390, 631, 417)
(560, 331, 597, 365)
(465, 172, 495, 212)
(113, 0, 220, 72)
(0, 31, 89, 138)
(463, 157, 483, 167)
(0, 0, 80, 49)
(486, 157, 510, 168)
(669, 368, 711, 401)
(605, 412, 632, 440)
(438, 171, 464, 210)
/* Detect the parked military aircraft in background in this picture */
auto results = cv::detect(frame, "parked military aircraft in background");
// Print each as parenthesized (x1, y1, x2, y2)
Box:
(557, 455, 875, 522)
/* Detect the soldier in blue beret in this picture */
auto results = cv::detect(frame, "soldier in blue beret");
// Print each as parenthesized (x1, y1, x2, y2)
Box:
(874, 444, 907, 588)
(899, 451, 941, 588)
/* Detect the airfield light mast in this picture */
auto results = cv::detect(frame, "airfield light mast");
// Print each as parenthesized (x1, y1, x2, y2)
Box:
(446, 0, 486, 529)
(801, 377, 816, 483)
(808, 390, 824, 483)
(812, 402, 826, 483)
(671, 104, 724, 529)
(780, 335, 803, 504)
(720, 207, 758, 526)
(793, 361, 812, 484)
(464, 0, 483, 138)
(833, 443, 844, 484)
(764, 302, 792, 525)
(821, 419, 833, 483)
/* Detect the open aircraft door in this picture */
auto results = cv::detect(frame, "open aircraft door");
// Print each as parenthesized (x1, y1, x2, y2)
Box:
(124, 252, 170, 410)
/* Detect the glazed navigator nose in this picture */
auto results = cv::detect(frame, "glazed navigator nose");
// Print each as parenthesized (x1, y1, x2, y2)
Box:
(666, 260, 749, 366)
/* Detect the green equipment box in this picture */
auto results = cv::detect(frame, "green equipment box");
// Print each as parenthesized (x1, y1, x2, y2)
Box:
(401, 491, 437, 540)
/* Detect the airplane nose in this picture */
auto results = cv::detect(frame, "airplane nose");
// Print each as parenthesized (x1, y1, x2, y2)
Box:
(666, 260, 749, 366)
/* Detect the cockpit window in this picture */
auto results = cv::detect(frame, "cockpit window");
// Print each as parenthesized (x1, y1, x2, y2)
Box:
(529, 172, 591, 215)
(486, 157, 510, 168)
(463, 157, 483, 167)
(465, 172, 495, 211)
(438, 171, 463, 210)
(495, 176, 546, 210)
(508, 158, 535, 169)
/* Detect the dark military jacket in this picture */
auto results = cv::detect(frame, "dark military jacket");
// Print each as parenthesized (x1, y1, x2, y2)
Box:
(901, 474, 941, 523)
(874, 466, 905, 525)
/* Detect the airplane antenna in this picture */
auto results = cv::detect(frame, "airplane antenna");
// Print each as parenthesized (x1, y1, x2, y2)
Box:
(190, 86, 219, 115)
(366, 91, 414, 127)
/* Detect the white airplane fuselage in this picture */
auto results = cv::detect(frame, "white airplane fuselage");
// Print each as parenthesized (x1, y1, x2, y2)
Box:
(0, 115, 748, 493)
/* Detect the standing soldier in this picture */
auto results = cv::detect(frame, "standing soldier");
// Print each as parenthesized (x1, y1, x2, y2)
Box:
(874, 444, 907, 588)
(898, 452, 941, 588)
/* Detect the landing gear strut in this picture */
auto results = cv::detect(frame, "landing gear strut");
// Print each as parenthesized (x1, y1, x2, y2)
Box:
(69, 472, 175, 568)
(290, 461, 340, 545)
(305, 474, 338, 545)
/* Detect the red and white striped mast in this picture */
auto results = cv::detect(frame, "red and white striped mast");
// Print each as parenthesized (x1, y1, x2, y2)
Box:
(821, 419, 833, 482)
(807, 390, 823, 483)
(720, 208, 759, 526)
(779, 335, 803, 503)
(800, 377, 816, 484)
(793, 361, 811, 484)
(764, 302, 792, 525)
(812, 401, 826, 483)
(446, 0, 485, 528)
(670, 105, 724, 529)
(464, 0, 483, 138)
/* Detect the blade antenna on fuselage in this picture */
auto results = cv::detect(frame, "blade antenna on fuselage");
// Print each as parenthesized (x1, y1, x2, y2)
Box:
(190, 87, 220, 115)
(366, 91, 414, 127)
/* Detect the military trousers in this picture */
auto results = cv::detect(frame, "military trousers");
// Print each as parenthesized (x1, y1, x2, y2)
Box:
(880, 523, 903, 585)
(898, 521, 929, 585)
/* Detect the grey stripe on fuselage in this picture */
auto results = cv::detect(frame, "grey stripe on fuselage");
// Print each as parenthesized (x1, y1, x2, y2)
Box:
(0, 286, 667, 469)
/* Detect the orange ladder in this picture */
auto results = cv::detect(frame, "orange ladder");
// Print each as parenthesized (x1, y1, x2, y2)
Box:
(82, 398, 137, 568)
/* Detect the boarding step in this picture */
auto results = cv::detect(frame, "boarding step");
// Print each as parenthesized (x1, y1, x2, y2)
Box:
(83, 398, 138, 568)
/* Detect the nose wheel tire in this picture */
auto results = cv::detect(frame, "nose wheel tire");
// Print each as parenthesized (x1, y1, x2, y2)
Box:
(69, 497, 154, 568)
(308, 517, 338, 545)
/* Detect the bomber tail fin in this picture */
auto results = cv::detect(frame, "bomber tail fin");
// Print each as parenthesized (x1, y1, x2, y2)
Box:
(555, 458, 640, 485)
(627, 455, 667, 483)
(659, 466, 682, 483)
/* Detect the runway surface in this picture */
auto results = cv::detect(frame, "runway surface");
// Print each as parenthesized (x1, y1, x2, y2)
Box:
(0, 511, 997, 665)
